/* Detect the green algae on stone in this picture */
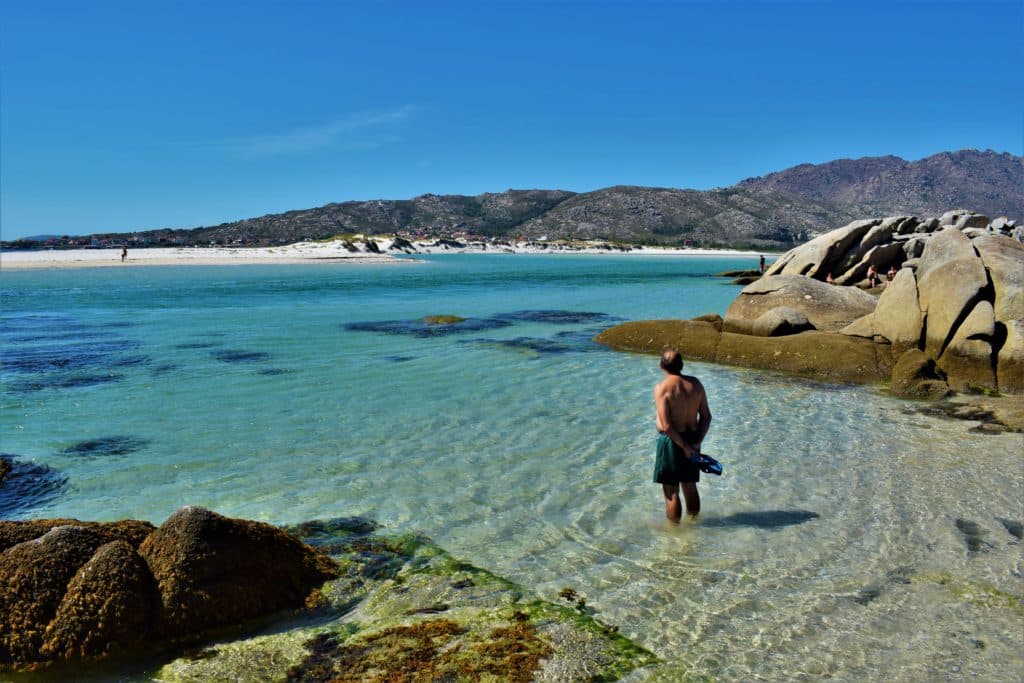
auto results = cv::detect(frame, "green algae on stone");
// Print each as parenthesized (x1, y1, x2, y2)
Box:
(155, 523, 656, 682)
(911, 572, 1024, 616)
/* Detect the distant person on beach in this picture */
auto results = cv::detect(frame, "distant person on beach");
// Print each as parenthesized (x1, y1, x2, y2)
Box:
(653, 349, 712, 522)
(759, 255, 766, 273)
(121, 246, 127, 262)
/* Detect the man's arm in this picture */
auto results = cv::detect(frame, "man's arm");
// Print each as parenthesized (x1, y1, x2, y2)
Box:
(694, 382, 712, 450)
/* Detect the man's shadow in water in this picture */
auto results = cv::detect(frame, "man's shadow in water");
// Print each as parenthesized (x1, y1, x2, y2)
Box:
(700, 510, 819, 529)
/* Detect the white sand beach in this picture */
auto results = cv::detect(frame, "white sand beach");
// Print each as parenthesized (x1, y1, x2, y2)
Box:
(0, 238, 767, 270)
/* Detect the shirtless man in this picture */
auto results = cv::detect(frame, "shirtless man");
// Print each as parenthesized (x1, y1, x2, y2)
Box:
(653, 349, 712, 522)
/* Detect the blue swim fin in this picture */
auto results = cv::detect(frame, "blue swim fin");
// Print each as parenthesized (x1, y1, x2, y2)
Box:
(692, 453, 723, 476)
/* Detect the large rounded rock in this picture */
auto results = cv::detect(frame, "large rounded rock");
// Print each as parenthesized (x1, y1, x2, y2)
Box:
(870, 268, 923, 355)
(765, 218, 880, 278)
(916, 228, 988, 360)
(138, 506, 340, 638)
(972, 234, 1024, 393)
(751, 307, 814, 337)
(724, 275, 877, 334)
(891, 349, 951, 400)
(39, 540, 158, 662)
(937, 301, 997, 392)
(0, 526, 107, 667)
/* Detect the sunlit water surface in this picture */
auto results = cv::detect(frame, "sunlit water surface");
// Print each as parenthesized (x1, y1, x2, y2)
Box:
(1, 255, 1021, 681)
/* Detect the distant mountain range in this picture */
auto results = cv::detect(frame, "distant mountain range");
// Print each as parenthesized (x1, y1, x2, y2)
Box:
(14, 149, 1023, 250)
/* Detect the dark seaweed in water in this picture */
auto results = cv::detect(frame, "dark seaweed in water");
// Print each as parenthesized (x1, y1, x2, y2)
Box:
(9, 373, 125, 392)
(344, 309, 620, 339)
(212, 350, 272, 363)
(257, 368, 291, 376)
(60, 436, 150, 457)
(345, 317, 513, 338)
(0, 339, 142, 374)
(175, 342, 221, 349)
(0, 454, 67, 518)
(490, 310, 616, 325)
(462, 327, 606, 357)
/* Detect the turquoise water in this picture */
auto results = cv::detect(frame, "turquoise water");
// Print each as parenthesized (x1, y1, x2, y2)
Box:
(1, 255, 1022, 681)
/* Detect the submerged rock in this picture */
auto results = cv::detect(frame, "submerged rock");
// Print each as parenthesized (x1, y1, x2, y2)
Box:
(156, 522, 655, 682)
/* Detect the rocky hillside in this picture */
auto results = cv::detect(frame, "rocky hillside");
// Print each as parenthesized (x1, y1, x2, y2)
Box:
(22, 149, 1022, 251)
(738, 149, 1023, 220)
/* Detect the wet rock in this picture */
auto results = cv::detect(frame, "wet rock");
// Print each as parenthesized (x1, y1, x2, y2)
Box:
(138, 507, 340, 638)
(594, 319, 721, 363)
(155, 523, 655, 683)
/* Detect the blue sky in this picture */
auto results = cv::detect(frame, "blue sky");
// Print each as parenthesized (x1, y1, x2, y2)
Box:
(1, 0, 1021, 240)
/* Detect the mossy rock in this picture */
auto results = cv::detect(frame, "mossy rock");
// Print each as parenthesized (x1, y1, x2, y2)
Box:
(156, 523, 656, 682)
(422, 315, 466, 325)
(596, 319, 892, 384)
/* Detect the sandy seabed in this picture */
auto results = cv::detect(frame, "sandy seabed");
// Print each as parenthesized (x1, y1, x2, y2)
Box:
(0, 239, 766, 270)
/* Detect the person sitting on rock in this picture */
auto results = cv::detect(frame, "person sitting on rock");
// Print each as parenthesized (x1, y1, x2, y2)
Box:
(826, 272, 834, 284)
(886, 266, 896, 282)
(866, 265, 878, 287)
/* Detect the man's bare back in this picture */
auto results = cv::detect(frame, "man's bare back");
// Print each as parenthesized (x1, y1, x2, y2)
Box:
(653, 349, 712, 521)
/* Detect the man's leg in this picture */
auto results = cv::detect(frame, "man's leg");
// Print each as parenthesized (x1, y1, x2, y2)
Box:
(662, 482, 682, 522)
(681, 482, 700, 517)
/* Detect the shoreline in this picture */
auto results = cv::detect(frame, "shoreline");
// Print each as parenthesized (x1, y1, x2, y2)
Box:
(0, 239, 770, 271)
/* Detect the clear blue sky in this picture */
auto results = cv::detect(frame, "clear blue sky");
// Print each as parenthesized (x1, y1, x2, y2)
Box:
(2, 0, 1021, 240)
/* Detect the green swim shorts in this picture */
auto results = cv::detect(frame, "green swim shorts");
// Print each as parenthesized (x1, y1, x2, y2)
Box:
(653, 432, 700, 484)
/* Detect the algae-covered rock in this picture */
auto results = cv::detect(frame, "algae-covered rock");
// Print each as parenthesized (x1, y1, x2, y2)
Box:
(0, 518, 155, 553)
(40, 540, 158, 662)
(594, 319, 720, 362)
(156, 521, 656, 683)
(0, 526, 108, 667)
(139, 506, 340, 638)
(422, 315, 466, 325)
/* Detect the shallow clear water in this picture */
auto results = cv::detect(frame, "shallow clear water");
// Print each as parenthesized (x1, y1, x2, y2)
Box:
(2, 255, 1022, 681)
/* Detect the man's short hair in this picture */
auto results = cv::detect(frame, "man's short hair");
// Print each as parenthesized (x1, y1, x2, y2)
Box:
(660, 349, 683, 374)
